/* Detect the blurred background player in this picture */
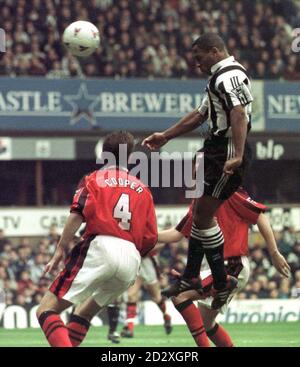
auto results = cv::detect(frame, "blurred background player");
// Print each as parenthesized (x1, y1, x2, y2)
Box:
(106, 300, 122, 344)
(158, 188, 290, 347)
(143, 33, 253, 310)
(121, 251, 172, 338)
(36, 131, 157, 347)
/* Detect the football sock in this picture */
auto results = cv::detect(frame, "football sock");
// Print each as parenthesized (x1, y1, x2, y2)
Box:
(107, 304, 120, 334)
(67, 314, 90, 347)
(182, 227, 205, 279)
(192, 224, 227, 290)
(174, 300, 210, 347)
(38, 310, 72, 347)
(126, 302, 137, 332)
(206, 323, 234, 347)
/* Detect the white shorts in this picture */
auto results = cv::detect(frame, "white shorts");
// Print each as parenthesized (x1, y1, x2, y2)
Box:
(138, 256, 160, 285)
(198, 256, 250, 314)
(50, 235, 141, 307)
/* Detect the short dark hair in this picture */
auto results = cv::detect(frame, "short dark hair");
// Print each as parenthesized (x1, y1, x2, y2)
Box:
(102, 130, 135, 166)
(192, 33, 226, 52)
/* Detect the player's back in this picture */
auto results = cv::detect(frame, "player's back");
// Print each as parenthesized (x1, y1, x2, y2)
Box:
(216, 189, 266, 258)
(72, 167, 157, 257)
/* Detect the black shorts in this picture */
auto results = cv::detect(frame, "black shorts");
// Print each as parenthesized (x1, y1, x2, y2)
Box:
(201, 136, 251, 200)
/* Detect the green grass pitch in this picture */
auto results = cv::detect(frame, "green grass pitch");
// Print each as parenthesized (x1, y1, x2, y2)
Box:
(1, 322, 300, 347)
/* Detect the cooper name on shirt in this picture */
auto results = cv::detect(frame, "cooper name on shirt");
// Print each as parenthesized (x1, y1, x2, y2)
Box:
(104, 177, 144, 194)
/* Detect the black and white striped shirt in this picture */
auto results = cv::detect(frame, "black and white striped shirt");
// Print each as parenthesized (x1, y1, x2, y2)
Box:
(198, 56, 253, 138)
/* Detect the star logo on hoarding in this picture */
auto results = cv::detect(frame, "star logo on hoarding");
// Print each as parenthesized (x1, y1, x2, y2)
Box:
(64, 83, 100, 126)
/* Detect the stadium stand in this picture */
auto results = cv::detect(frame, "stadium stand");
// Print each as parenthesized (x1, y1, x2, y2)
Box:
(0, 0, 300, 79)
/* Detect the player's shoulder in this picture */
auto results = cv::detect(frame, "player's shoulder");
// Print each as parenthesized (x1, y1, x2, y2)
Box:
(215, 60, 249, 85)
(220, 58, 248, 74)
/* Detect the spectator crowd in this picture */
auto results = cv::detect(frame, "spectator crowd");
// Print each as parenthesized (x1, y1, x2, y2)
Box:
(0, 226, 75, 308)
(0, 0, 300, 80)
(0, 223, 300, 310)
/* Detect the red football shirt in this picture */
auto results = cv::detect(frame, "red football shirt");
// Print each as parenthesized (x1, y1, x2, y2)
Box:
(71, 167, 158, 257)
(176, 189, 266, 259)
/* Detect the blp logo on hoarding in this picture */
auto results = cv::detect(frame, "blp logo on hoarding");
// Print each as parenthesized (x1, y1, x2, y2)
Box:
(0, 29, 6, 52)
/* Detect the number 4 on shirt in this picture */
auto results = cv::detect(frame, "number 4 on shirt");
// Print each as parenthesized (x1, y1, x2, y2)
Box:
(113, 193, 132, 230)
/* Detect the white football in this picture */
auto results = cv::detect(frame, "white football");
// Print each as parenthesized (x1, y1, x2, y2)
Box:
(62, 21, 100, 57)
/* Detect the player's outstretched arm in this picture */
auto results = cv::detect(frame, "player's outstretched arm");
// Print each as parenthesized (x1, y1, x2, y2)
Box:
(257, 213, 291, 278)
(158, 227, 184, 243)
(142, 109, 207, 150)
(44, 213, 83, 275)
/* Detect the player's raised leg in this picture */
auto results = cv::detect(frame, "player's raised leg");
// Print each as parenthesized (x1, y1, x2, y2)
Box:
(163, 195, 237, 307)
(192, 196, 238, 309)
